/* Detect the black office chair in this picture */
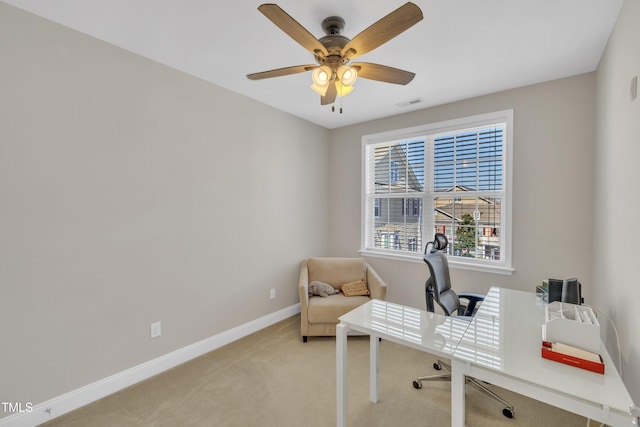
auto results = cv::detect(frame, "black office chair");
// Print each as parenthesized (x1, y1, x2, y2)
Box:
(412, 233, 515, 419)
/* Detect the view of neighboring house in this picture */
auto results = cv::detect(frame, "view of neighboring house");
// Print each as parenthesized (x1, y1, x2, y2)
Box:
(373, 142, 424, 252)
(373, 126, 504, 260)
(434, 190, 502, 260)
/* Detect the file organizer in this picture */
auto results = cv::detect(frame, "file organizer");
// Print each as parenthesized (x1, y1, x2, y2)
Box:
(541, 301, 604, 373)
(542, 301, 600, 353)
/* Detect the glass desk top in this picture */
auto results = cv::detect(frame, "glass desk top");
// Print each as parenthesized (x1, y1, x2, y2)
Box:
(453, 287, 635, 415)
(339, 299, 471, 357)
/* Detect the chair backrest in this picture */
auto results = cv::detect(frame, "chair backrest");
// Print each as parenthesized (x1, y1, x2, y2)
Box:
(424, 234, 460, 316)
(307, 257, 367, 291)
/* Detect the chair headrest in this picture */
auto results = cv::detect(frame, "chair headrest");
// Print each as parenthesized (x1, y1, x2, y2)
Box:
(433, 233, 448, 250)
(425, 233, 448, 253)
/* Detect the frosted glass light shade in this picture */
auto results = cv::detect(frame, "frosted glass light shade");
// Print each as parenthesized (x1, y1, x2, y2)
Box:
(335, 80, 354, 97)
(310, 82, 329, 96)
(337, 65, 358, 86)
(311, 65, 332, 96)
(311, 66, 331, 85)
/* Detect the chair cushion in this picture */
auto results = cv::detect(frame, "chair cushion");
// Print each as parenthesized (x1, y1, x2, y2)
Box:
(307, 257, 367, 290)
(307, 294, 371, 324)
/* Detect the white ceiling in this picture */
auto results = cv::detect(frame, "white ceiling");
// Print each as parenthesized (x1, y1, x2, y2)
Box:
(3, 0, 624, 129)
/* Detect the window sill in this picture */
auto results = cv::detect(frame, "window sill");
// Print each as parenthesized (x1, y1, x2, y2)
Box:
(359, 249, 514, 276)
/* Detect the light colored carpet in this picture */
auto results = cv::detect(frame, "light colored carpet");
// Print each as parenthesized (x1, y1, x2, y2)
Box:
(41, 315, 595, 426)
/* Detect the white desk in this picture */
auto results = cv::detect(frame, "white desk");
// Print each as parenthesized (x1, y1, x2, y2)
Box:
(451, 287, 637, 427)
(336, 299, 471, 427)
(336, 289, 638, 427)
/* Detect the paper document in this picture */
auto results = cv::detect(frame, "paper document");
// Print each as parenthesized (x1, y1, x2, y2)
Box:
(552, 342, 601, 363)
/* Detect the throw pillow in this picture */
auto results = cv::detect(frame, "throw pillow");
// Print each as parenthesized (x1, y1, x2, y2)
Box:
(308, 281, 339, 298)
(341, 279, 370, 297)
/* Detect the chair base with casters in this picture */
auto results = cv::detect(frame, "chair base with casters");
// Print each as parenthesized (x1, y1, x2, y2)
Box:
(413, 233, 514, 419)
(412, 359, 515, 419)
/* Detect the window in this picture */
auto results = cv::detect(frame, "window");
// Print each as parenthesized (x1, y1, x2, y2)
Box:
(361, 110, 513, 274)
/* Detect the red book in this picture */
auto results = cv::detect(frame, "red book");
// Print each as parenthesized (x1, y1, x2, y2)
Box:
(541, 341, 604, 374)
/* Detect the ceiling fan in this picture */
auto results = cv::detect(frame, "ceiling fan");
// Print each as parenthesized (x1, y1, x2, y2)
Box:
(247, 2, 424, 108)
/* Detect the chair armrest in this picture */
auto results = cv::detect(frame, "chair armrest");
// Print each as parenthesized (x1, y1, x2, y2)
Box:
(366, 264, 387, 300)
(457, 292, 485, 317)
(457, 292, 485, 302)
(298, 259, 310, 308)
(297, 259, 311, 338)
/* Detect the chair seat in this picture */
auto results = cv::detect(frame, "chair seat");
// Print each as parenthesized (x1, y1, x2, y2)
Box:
(307, 294, 370, 324)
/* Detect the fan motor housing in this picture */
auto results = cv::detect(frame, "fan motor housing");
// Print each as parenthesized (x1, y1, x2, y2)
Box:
(319, 34, 349, 51)
(317, 16, 350, 64)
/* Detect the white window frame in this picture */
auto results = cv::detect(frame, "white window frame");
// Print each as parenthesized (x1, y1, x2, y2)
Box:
(360, 110, 514, 275)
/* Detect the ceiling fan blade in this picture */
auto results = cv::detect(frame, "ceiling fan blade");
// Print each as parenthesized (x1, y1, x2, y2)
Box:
(351, 62, 415, 85)
(258, 4, 329, 58)
(342, 2, 423, 60)
(247, 64, 316, 80)
(321, 81, 337, 105)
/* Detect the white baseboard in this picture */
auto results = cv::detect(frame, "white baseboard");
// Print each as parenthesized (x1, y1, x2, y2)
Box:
(0, 304, 300, 427)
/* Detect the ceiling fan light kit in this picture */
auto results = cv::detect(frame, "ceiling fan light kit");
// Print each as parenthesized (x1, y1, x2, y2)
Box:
(312, 66, 331, 85)
(337, 65, 357, 86)
(311, 65, 332, 95)
(247, 2, 423, 110)
(335, 79, 354, 97)
(310, 82, 328, 96)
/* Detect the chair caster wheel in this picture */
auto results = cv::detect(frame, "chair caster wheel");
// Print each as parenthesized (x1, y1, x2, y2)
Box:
(433, 362, 442, 370)
(412, 380, 422, 389)
(502, 408, 514, 418)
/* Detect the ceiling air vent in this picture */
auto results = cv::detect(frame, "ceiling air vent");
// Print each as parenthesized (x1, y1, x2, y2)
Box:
(396, 98, 423, 108)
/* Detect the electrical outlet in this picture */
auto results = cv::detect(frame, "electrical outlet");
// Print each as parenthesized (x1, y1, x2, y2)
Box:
(270, 288, 276, 300)
(150, 321, 161, 338)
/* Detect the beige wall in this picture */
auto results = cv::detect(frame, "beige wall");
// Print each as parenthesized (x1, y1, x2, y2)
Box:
(0, 3, 329, 409)
(2, 0, 639, 417)
(329, 74, 596, 308)
(595, 0, 640, 403)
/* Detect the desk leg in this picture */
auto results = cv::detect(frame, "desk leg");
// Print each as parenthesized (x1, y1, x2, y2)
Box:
(336, 323, 348, 427)
(370, 334, 379, 403)
(451, 359, 465, 427)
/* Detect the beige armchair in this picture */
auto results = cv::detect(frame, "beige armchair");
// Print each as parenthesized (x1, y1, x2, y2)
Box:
(298, 257, 387, 342)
